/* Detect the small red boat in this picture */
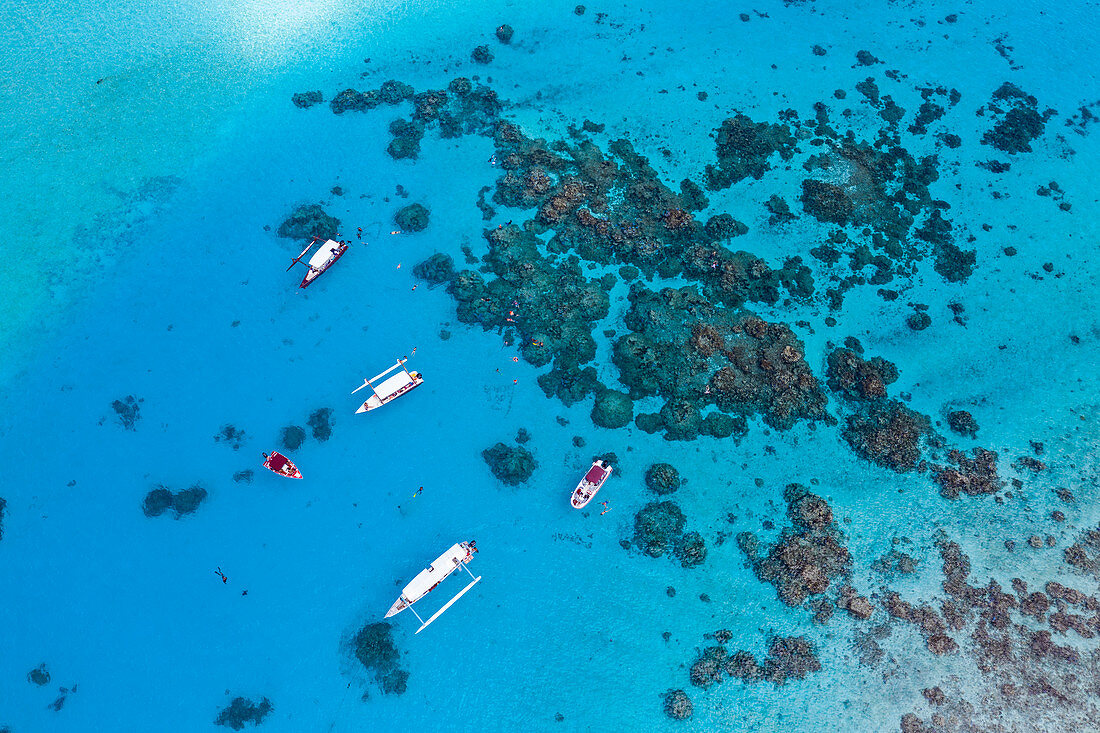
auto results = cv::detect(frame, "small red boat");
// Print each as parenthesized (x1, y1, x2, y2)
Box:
(262, 451, 302, 479)
(287, 237, 349, 288)
(571, 460, 612, 508)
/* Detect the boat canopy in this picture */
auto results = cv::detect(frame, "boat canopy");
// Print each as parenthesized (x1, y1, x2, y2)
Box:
(400, 542, 469, 603)
(308, 240, 342, 268)
(375, 370, 414, 399)
(584, 464, 608, 484)
(267, 453, 289, 470)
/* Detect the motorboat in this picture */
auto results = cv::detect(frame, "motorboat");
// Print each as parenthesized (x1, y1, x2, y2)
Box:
(385, 540, 480, 634)
(262, 451, 302, 479)
(571, 459, 612, 508)
(352, 358, 423, 413)
(287, 237, 348, 288)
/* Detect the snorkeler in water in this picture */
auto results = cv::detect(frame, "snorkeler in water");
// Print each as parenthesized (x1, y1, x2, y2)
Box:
(215, 567, 228, 583)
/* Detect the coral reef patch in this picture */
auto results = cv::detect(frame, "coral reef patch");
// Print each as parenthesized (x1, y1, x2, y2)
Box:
(111, 395, 143, 430)
(644, 463, 681, 494)
(214, 424, 248, 450)
(352, 622, 409, 695)
(482, 441, 537, 486)
(308, 408, 333, 442)
(27, 664, 50, 686)
(979, 83, 1055, 154)
(662, 689, 693, 720)
(281, 426, 306, 450)
(276, 204, 341, 241)
(394, 203, 430, 232)
(214, 697, 273, 730)
(737, 484, 851, 606)
(142, 485, 208, 519)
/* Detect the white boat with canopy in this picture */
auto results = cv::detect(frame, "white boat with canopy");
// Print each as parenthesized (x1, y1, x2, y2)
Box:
(385, 540, 480, 634)
(352, 358, 423, 413)
(286, 237, 348, 288)
(571, 459, 613, 508)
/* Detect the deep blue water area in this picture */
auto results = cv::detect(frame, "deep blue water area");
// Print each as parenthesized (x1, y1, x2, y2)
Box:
(2, 0, 1099, 731)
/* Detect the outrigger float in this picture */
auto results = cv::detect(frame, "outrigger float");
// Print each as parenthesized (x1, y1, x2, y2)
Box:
(352, 358, 423, 413)
(571, 459, 613, 508)
(385, 540, 480, 634)
(286, 236, 348, 288)
(262, 451, 302, 479)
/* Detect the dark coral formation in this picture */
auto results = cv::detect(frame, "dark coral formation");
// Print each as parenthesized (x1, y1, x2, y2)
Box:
(0, 496, 5, 541)
(1064, 522, 1100, 578)
(633, 501, 684, 557)
(662, 689, 693, 720)
(889, 536, 1100, 730)
(394, 203, 430, 232)
(644, 463, 681, 494)
(329, 78, 498, 159)
(291, 90, 323, 109)
(825, 344, 899, 401)
(632, 501, 707, 568)
(946, 410, 978, 437)
(824, 342, 1003, 486)
(308, 408, 333, 442)
(412, 253, 455, 285)
(704, 114, 796, 190)
(215, 697, 272, 730)
(825, 342, 932, 472)
(980, 83, 1054, 154)
(352, 622, 409, 695)
(142, 485, 208, 519)
(111, 395, 142, 430)
(471, 44, 493, 64)
(691, 634, 821, 689)
(738, 485, 850, 606)
(931, 448, 1002, 498)
(482, 442, 537, 486)
(619, 286, 826, 439)
(214, 424, 248, 450)
(843, 399, 930, 472)
(27, 664, 50, 686)
(590, 389, 633, 428)
(414, 223, 609, 410)
(494, 24, 514, 43)
(281, 425, 306, 450)
(276, 204, 340, 241)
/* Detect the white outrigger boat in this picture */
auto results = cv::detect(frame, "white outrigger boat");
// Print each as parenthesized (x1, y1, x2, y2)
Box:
(287, 236, 348, 288)
(352, 358, 423, 413)
(385, 540, 480, 634)
(571, 459, 613, 508)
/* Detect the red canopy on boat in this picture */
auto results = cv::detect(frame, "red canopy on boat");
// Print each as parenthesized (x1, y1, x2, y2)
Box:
(584, 465, 607, 483)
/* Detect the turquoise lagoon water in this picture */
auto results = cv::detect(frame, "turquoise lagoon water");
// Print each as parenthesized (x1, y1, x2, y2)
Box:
(1, 0, 1098, 731)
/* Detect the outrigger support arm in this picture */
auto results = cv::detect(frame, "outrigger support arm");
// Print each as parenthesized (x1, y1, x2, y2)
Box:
(415, 575, 481, 635)
(286, 237, 319, 271)
(407, 604, 426, 626)
(354, 359, 408, 393)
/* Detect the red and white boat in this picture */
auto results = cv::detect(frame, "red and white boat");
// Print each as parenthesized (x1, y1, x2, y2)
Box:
(385, 540, 480, 634)
(571, 460, 612, 508)
(286, 236, 348, 288)
(352, 358, 424, 413)
(262, 451, 303, 479)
